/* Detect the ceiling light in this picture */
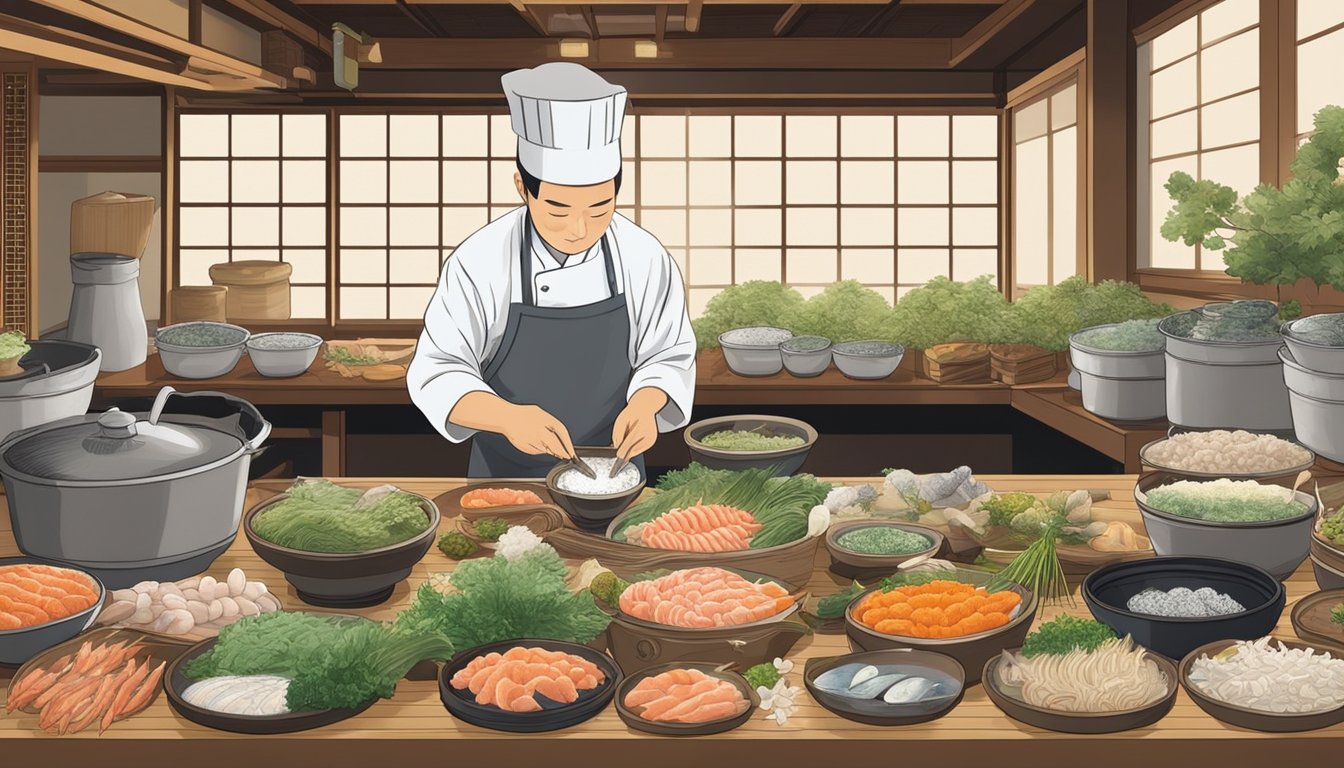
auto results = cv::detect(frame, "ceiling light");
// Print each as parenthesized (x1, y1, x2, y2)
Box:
(559, 39, 590, 58)
(634, 40, 658, 58)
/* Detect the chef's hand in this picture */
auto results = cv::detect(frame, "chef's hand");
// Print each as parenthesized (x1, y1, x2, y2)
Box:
(503, 404, 577, 460)
(613, 388, 669, 461)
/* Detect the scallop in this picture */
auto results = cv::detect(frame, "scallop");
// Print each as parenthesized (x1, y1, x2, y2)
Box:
(227, 568, 246, 596)
(111, 589, 137, 604)
(242, 582, 266, 601)
(235, 596, 260, 617)
(198, 576, 218, 598)
(186, 600, 211, 625)
(207, 601, 224, 621)
(153, 608, 194, 635)
(217, 596, 240, 618)
(162, 593, 188, 610)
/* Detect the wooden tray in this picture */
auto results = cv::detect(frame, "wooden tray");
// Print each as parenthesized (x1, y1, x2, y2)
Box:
(434, 482, 558, 520)
(1290, 588, 1344, 653)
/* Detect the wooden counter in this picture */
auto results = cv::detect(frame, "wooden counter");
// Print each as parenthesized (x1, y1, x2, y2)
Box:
(0, 476, 1336, 767)
(94, 351, 1169, 474)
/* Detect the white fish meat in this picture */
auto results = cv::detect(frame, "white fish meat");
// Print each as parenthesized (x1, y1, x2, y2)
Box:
(813, 663, 866, 693)
(849, 665, 880, 688)
(882, 677, 941, 704)
(845, 674, 908, 699)
(182, 675, 292, 716)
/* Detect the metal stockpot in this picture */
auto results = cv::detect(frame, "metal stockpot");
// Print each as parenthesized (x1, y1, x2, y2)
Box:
(1068, 324, 1167, 422)
(0, 386, 271, 587)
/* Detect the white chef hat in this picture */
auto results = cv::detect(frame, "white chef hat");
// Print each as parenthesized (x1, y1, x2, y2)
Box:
(501, 62, 627, 187)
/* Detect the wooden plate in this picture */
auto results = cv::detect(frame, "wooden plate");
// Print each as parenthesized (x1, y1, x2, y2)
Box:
(434, 482, 557, 519)
(982, 649, 1178, 734)
(613, 662, 757, 736)
(1290, 589, 1344, 653)
(164, 633, 375, 734)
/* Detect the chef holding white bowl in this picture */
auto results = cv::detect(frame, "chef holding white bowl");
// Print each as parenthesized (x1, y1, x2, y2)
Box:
(407, 62, 697, 479)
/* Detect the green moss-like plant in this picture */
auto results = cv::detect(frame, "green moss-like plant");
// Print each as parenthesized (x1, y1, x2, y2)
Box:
(883, 276, 1014, 349)
(691, 280, 806, 350)
(786, 280, 896, 343)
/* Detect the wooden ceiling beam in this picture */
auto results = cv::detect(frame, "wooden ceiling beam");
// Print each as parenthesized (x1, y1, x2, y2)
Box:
(0, 17, 256, 91)
(684, 0, 702, 31)
(773, 3, 803, 35)
(366, 36, 952, 68)
(655, 4, 668, 42)
(949, 0, 1081, 68)
(289, 0, 887, 5)
(509, 0, 550, 34)
(393, 0, 449, 35)
(948, 0, 1034, 65)
(580, 5, 600, 37)
(29, 0, 288, 87)
(212, 0, 333, 55)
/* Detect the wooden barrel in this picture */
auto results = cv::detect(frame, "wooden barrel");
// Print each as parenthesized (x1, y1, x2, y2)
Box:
(209, 260, 293, 320)
(171, 286, 228, 323)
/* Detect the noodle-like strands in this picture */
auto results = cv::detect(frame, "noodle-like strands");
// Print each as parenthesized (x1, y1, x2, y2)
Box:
(998, 636, 1168, 713)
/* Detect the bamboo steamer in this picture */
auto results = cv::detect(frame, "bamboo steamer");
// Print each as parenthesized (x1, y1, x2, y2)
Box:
(70, 191, 155, 259)
(171, 286, 228, 323)
(209, 260, 293, 320)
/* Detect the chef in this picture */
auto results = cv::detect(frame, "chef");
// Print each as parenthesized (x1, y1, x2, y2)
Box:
(407, 62, 697, 478)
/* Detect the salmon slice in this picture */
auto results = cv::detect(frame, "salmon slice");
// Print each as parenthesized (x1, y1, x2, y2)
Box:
(460, 488, 543, 509)
(459, 648, 603, 712)
(494, 678, 529, 711)
(534, 675, 578, 704)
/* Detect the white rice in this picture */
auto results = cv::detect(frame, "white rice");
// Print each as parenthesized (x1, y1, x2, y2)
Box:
(1188, 637, 1344, 714)
(721, 327, 793, 347)
(1144, 430, 1311, 474)
(554, 457, 641, 495)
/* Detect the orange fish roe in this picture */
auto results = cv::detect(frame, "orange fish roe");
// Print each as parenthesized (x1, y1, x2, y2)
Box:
(851, 580, 1021, 639)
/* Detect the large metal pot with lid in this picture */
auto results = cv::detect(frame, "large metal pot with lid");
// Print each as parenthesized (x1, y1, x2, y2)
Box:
(0, 386, 271, 587)
(1157, 300, 1292, 432)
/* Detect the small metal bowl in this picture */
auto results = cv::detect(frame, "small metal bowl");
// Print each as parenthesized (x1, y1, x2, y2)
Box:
(718, 327, 793, 377)
(832, 341, 904, 380)
(155, 321, 249, 379)
(780, 336, 833, 377)
(246, 332, 323, 378)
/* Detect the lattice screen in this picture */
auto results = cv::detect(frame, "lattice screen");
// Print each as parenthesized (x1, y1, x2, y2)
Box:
(1, 70, 31, 335)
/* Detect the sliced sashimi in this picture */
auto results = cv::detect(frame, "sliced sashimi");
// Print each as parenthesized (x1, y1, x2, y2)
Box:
(630, 504, 763, 553)
(452, 647, 604, 713)
(623, 668, 749, 724)
(460, 488, 544, 509)
(618, 568, 794, 628)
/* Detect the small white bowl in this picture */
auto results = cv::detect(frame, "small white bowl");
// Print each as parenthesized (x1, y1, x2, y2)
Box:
(246, 332, 323, 378)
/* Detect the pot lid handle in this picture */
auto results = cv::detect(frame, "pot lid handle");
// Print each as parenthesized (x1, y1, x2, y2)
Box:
(148, 385, 177, 426)
(97, 408, 137, 439)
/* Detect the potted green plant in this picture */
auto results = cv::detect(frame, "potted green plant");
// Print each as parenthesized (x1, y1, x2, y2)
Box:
(1160, 104, 1344, 321)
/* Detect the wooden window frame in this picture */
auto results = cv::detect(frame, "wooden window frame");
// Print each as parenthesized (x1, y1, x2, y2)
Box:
(174, 104, 999, 333)
(1004, 49, 1087, 299)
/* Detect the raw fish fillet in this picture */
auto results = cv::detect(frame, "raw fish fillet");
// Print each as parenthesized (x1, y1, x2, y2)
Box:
(460, 488, 544, 509)
(449, 647, 604, 713)
(623, 669, 750, 723)
(626, 505, 763, 553)
(618, 567, 794, 628)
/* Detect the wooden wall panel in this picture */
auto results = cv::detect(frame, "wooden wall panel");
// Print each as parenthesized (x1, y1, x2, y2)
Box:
(1, 64, 35, 337)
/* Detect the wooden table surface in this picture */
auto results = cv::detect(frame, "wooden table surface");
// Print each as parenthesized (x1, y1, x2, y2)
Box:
(94, 350, 1169, 472)
(0, 475, 1336, 766)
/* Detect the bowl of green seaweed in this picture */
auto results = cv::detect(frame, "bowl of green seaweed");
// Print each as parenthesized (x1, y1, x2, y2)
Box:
(780, 336, 833, 378)
(825, 520, 944, 581)
(244, 479, 440, 608)
(684, 415, 817, 476)
(155, 321, 250, 379)
(1284, 313, 1344, 375)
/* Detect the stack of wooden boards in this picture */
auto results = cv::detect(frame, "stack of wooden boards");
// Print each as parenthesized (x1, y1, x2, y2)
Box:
(922, 343, 992, 384)
(989, 344, 1057, 384)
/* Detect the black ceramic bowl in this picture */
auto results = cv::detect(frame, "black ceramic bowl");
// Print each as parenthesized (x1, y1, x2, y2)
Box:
(1082, 555, 1285, 660)
(243, 490, 440, 608)
(683, 415, 817, 476)
(0, 556, 105, 665)
(439, 639, 621, 733)
(165, 627, 375, 734)
(803, 649, 965, 726)
(983, 648, 1179, 734)
(1179, 637, 1344, 732)
(545, 447, 647, 532)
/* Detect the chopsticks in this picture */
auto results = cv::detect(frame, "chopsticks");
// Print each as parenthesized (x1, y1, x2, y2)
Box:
(566, 456, 598, 480)
(608, 456, 632, 479)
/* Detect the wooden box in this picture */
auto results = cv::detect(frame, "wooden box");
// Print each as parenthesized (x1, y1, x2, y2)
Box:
(70, 191, 155, 259)
(209, 260, 293, 321)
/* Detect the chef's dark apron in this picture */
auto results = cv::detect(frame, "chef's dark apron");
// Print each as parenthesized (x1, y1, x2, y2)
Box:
(467, 215, 646, 479)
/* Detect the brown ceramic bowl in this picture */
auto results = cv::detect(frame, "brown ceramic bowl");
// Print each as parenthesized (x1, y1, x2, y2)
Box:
(243, 490, 439, 608)
(1179, 637, 1344, 732)
(982, 647, 1178, 733)
(545, 447, 646, 533)
(844, 569, 1038, 684)
(1290, 588, 1344, 653)
(803, 649, 965, 726)
(824, 520, 944, 582)
(614, 662, 758, 736)
(683, 415, 817, 477)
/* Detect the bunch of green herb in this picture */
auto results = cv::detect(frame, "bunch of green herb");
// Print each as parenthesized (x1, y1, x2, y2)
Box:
(743, 662, 781, 690)
(183, 612, 454, 712)
(982, 493, 1037, 528)
(786, 280, 896, 343)
(814, 582, 865, 620)
(394, 548, 611, 649)
(691, 281, 806, 350)
(437, 531, 477, 559)
(1161, 106, 1344, 301)
(886, 276, 1014, 349)
(472, 517, 509, 542)
(611, 468, 830, 549)
(1019, 616, 1116, 658)
(588, 571, 630, 607)
(987, 525, 1071, 606)
(1332, 603, 1344, 626)
(877, 571, 951, 591)
(324, 346, 383, 366)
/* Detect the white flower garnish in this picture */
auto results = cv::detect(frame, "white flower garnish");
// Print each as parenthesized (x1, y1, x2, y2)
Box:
(772, 657, 794, 676)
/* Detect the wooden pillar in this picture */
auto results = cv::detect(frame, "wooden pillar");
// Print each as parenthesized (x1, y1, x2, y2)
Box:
(1261, 0, 1296, 187)
(0, 61, 36, 337)
(1084, 0, 1132, 283)
(161, 85, 175, 328)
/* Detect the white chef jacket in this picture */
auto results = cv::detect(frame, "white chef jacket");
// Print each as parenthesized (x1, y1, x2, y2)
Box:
(407, 207, 697, 443)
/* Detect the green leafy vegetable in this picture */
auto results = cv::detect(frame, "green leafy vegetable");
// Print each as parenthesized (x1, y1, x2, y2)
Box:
(394, 548, 611, 649)
(885, 276, 1014, 349)
(251, 480, 431, 553)
(471, 517, 509, 542)
(1332, 603, 1344, 626)
(588, 571, 630, 607)
(877, 571, 951, 591)
(0, 331, 30, 361)
(1009, 277, 1173, 352)
(787, 280, 896, 343)
(815, 582, 864, 620)
(437, 531, 477, 559)
(987, 529, 1070, 606)
(743, 663, 780, 690)
(691, 281, 806, 350)
(324, 346, 383, 365)
(981, 493, 1037, 528)
(1020, 615, 1116, 658)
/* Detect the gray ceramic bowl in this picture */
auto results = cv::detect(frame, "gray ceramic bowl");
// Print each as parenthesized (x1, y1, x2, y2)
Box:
(780, 336, 833, 377)
(684, 415, 817, 476)
(804, 649, 964, 726)
(545, 447, 646, 532)
(832, 341, 904, 380)
(718, 327, 793, 377)
(246, 333, 323, 378)
(0, 556, 105, 665)
(1134, 472, 1316, 581)
(1283, 315, 1344, 374)
(155, 322, 249, 379)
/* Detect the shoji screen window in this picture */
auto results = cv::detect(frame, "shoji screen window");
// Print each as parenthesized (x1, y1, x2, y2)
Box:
(1138, 0, 1260, 270)
(177, 113, 329, 318)
(1297, 0, 1344, 140)
(1011, 80, 1080, 295)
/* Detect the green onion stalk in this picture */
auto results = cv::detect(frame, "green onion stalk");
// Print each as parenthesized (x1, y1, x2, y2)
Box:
(986, 522, 1072, 607)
